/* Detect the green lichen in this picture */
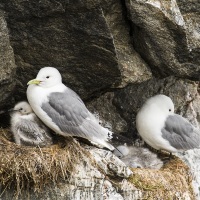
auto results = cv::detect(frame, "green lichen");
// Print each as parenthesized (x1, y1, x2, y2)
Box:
(128, 157, 195, 199)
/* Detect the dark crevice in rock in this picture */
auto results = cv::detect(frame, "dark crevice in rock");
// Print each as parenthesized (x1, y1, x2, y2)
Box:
(99, 0, 152, 87)
(84, 85, 116, 102)
(131, 24, 163, 78)
(120, 0, 133, 38)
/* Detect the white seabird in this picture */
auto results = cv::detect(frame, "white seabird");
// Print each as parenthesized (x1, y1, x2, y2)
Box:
(136, 94, 200, 153)
(10, 101, 53, 147)
(26, 67, 114, 151)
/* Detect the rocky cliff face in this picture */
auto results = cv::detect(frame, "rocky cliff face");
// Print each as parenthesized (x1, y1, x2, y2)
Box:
(0, 12, 15, 111)
(0, 0, 199, 199)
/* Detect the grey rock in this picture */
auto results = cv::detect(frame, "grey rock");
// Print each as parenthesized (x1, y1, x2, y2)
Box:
(88, 147, 133, 178)
(177, 0, 200, 73)
(86, 92, 128, 135)
(1, 0, 121, 100)
(99, 0, 152, 87)
(176, 0, 200, 15)
(176, 149, 200, 200)
(125, 0, 200, 79)
(0, 0, 153, 103)
(0, 11, 16, 110)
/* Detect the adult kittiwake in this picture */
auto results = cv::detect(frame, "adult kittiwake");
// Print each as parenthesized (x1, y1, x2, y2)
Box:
(26, 67, 114, 150)
(136, 94, 200, 153)
(10, 101, 53, 147)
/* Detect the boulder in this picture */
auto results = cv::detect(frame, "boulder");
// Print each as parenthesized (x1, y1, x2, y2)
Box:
(0, 11, 16, 110)
(125, 0, 200, 79)
(1, 0, 120, 100)
(86, 92, 128, 135)
(99, 0, 152, 87)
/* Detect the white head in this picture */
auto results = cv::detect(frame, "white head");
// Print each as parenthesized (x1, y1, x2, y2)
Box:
(12, 101, 33, 115)
(27, 67, 62, 88)
(144, 94, 174, 116)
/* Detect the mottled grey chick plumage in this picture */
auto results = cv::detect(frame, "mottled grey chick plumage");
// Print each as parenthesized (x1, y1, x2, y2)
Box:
(10, 101, 53, 147)
(114, 145, 163, 169)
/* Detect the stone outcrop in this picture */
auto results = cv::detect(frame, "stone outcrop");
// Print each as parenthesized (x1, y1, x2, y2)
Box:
(0, 12, 16, 110)
(176, 149, 200, 200)
(99, 0, 152, 87)
(1, 0, 121, 100)
(125, 0, 200, 80)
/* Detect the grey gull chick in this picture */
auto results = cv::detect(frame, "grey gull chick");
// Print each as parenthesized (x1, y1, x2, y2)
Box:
(136, 94, 200, 153)
(10, 101, 53, 147)
(113, 144, 163, 169)
(26, 67, 114, 150)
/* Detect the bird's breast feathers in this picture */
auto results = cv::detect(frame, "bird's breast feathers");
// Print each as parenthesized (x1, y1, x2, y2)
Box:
(136, 109, 170, 149)
(27, 83, 67, 134)
(27, 83, 66, 106)
(136, 109, 166, 134)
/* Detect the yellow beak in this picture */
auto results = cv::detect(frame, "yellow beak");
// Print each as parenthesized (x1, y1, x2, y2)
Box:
(27, 79, 41, 85)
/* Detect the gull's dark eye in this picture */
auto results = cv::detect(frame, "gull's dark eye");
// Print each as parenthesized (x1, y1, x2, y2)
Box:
(46, 76, 50, 79)
(19, 108, 23, 111)
(169, 109, 171, 112)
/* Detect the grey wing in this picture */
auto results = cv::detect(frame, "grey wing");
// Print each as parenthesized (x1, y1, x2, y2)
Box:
(41, 89, 110, 140)
(162, 114, 200, 150)
(32, 115, 53, 139)
(16, 119, 52, 146)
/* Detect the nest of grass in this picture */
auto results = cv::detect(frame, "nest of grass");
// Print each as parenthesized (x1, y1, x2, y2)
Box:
(0, 128, 91, 198)
(0, 128, 196, 199)
(129, 156, 195, 199)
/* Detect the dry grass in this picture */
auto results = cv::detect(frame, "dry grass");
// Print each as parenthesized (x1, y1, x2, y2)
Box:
(0, 128, 90, 198)
(129, 157, 195, 199)
(0, 128, 196, 199)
